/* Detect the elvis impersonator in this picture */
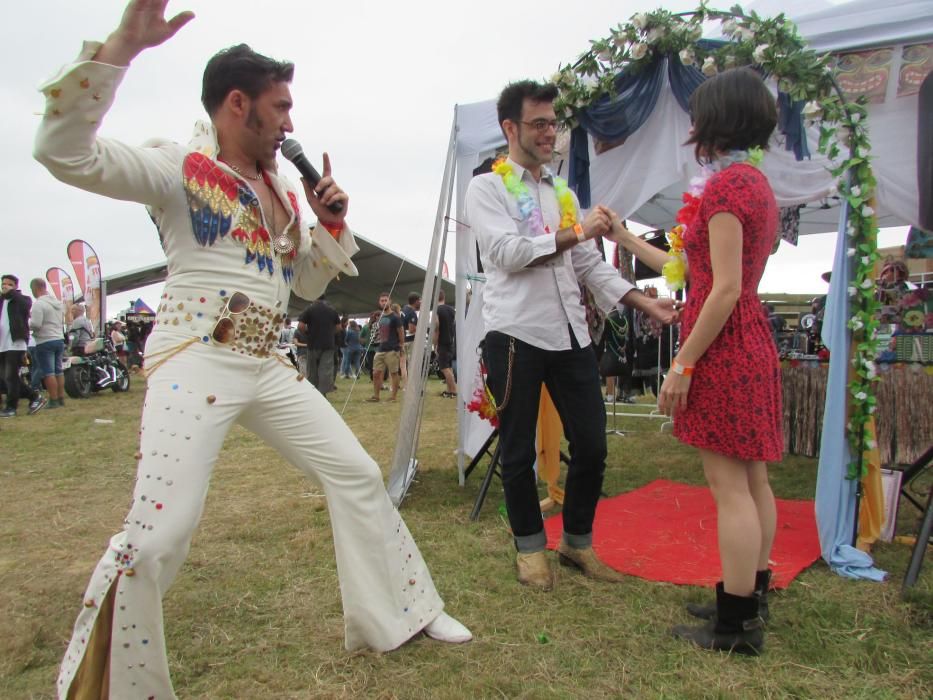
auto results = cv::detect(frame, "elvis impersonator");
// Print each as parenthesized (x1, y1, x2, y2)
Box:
(34, 2, 470, 697)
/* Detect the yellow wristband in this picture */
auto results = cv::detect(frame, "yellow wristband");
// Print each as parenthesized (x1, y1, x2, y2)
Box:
(671, 359, 694, 376)
(573, 223, 586, 242)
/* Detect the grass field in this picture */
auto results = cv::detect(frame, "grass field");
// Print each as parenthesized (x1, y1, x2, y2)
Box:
(1, 375, 930, 699)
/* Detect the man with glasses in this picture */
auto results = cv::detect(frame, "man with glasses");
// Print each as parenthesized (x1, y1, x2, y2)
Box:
(466, 80, 677, 591)
(34, 3, 469, 697)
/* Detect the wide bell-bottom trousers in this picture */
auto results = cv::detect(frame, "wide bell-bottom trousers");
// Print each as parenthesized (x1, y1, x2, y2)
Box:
(57, 333, 444, 699)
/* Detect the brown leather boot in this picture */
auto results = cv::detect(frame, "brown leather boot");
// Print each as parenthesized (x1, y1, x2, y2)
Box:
(556, 543, 625, 583)
(516, 551, 555, 591)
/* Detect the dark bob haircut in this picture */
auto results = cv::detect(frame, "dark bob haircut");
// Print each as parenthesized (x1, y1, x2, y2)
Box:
(685, 67, 777, 163)
(496, 80, 559, 128)
(201, 44, 295, 116)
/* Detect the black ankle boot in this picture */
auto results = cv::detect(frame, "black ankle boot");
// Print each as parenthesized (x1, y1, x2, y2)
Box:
(673, 582, 764, 655)
(686, 569, 771, 622)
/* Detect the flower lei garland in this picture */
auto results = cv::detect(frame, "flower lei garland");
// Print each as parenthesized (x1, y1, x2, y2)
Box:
(466, 360, 500, 428)
(466, 159, 583, 427)
(553, 5, 882, 479)
(491, 158, 578, 233)
(662, 147, 764, 291)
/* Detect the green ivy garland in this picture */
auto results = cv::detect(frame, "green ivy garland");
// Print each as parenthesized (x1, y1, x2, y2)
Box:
(552, 3, 880, 478)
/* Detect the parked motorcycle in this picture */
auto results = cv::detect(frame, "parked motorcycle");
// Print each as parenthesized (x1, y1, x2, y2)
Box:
(64, 336, 131, 399)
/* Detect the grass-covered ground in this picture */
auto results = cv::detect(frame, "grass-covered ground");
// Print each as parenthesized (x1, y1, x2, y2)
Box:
(1, 375, 930, 698)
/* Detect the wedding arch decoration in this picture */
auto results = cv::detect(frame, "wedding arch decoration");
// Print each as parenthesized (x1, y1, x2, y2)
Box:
(551, 4, 881, 479)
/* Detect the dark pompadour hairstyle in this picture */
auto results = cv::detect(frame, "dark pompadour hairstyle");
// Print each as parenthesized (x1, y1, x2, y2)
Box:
(685, 67, 777, 162)
(201, 44, 295, 116)
(496, 80, 559, 128)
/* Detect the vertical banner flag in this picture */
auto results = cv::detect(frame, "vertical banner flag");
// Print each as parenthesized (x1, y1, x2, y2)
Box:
(67, 239, 103, 337)
(46, 266, 77, 324)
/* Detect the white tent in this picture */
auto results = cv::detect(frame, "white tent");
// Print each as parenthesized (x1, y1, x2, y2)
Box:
(450, 0, 933, 478)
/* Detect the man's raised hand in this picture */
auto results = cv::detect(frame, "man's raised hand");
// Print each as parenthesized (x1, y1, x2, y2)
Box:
(301, 152, 350, 227)
(96, 0, 194, 66)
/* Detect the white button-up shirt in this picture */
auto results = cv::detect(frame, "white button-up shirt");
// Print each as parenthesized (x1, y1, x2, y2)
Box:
(465, 158, 635, 351)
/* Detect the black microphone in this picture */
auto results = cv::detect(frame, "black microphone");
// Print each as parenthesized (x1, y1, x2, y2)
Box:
(280, 138, 344, 214)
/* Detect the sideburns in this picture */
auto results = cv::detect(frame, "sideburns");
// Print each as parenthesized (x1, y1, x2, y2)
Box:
(246, 105, 264, 133)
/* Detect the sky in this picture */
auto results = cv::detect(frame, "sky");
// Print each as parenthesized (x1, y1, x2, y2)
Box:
(3, 0, 903, 315)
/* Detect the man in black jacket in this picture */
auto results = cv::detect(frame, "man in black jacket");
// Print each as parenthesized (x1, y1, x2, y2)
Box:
(0, 275, 33, 417)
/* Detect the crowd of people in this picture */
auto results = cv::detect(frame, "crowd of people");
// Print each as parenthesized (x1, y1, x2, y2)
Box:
(0, 272, 156, 420)
(23, 1, 794, 695)
(276, 288, 456, 404)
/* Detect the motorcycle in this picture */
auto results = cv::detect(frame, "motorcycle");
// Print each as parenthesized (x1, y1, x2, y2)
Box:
(64, 336, 131, 399)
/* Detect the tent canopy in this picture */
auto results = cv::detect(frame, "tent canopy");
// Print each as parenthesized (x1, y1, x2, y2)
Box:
(102, 231, 453, 319)
(132, 298, 156, 315)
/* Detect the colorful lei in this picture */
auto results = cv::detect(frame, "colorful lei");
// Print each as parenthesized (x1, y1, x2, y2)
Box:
(663, 147, 764, 291)
(466, 359, 500, 427)
(492, 158, 577, 235)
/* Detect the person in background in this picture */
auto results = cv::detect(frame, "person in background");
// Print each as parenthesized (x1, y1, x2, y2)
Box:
(0, 274, 35, 417)
(333, 314, 347, 385)
(29, 277, 65, 410)
(69, 303, 95, 351)
(110, 319, 128, 365)
(608, 67, 781, 655)
(297, 295, 341, 395)
(293, 321, 309, 378)
(401, 292, 420, 387)
(764, 303, 785, 346)
(369, 292, 403, 402)
(341, 319, 363, 378)
(278, 316, 295, 345)
(361, 310, 380, 381)
(433, 289, 457, 398)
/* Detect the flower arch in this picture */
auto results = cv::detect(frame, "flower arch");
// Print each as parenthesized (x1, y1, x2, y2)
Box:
(552, 4, 881, 478)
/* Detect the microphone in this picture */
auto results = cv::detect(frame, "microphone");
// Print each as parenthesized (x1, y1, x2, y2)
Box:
(280, 139, 344, 214)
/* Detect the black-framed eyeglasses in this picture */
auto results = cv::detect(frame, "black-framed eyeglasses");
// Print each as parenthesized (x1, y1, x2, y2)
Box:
(520, 119, 559, 133)
(211, 291, 250, 344)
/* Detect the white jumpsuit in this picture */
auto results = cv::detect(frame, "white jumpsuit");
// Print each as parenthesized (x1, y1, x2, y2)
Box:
(35, 42, 444, 699)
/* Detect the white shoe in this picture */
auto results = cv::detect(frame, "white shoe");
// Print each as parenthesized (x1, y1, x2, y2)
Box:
(423, 612, 472, 644)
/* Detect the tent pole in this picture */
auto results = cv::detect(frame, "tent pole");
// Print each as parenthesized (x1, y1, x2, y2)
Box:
(387, 113, 458, 507)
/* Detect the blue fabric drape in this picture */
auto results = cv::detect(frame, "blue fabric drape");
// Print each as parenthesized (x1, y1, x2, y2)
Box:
(668, 55, 706, 113)
(777, 92, 811, 160)
(568, 126, 592, 208)
(813, 195, 886, 582)
(568, 58, 667, 206)
(567, 47, 810, 205)
(576, 59, 666, 142)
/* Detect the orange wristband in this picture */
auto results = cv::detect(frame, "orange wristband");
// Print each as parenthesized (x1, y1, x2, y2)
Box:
(671, 359, 694, 376)
(320, 220, 345, 239)
(573, 223, 586, 242)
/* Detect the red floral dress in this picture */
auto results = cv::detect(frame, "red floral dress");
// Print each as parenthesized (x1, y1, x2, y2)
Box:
(673, 163, 783, 462)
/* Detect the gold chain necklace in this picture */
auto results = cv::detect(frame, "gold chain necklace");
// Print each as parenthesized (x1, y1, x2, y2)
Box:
(227, 161, 263, 181)
(220, 154, 294, 255)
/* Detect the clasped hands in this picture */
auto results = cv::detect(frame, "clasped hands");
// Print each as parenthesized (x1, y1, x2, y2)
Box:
(578, 205, 634, 245)
(581, 205, 680, 327)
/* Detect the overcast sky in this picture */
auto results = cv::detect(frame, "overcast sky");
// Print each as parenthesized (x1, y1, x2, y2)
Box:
(4, 0, 899, 314)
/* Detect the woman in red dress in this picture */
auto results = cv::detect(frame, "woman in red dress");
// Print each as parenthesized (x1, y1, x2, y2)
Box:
(608, 67, 781, 655)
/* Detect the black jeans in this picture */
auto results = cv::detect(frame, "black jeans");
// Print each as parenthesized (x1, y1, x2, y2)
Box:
(482, 330, 607, 552)
(0, 350, 26, 411)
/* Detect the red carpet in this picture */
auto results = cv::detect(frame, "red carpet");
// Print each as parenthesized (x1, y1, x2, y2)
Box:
(544, 479, 821, 589)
